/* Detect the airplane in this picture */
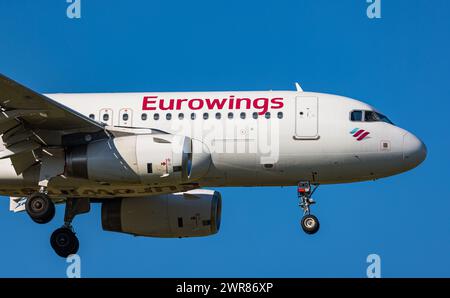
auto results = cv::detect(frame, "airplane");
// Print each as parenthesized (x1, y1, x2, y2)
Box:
(0, 74, 426, 258)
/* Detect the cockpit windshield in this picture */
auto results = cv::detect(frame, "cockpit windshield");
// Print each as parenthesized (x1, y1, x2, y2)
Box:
(350, 110, 393, 124)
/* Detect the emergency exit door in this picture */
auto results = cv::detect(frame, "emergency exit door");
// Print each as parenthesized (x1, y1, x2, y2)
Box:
(295, 96, 319, 139)
(99, 108, 113, 126)
(119, 108, 133, 127)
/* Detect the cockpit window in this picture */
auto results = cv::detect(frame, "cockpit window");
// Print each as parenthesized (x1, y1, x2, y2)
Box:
(377, 113, 393, 124)
(351, 110, 393, 124)
(364, 111, 393, 124)
(364, 111, 378, 122)
(350, 111, 363, 121)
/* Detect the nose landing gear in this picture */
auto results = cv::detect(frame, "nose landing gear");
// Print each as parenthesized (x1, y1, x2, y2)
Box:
(298, 181, 320, 234)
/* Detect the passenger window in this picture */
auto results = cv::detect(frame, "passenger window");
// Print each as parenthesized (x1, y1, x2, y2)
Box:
(191, 113, 196, 120)
(89, 114, 95, 120)
(141, 113, 147, 121)
(228, 112, 233, 119)
(178, 113, 184, 120)
(350, 110, 363, 121)
(154, 113, 160, 120)
(203, 113, 209, 120)
(103, 114, 109, 121)
(122, 113, 129, 121)
(166, 113, 172, 120)
(252, 112, 258, 119)
(240, 112, 246, 119)
(265, 112, 271, 119)
(215, 112, 221, 119)
(277, 112, 283, 119)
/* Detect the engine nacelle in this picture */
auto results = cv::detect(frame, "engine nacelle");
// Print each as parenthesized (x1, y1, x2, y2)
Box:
(65, 134, 211, 185)
(101, 189, 222, 237)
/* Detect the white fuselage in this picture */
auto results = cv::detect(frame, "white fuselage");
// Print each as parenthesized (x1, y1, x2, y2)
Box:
(0, 91, 426, 198)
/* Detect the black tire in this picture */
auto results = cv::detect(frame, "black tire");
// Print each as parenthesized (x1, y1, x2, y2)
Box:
(301, 214, 320, 234)
(50, 227, 80, 258)
(25, 193, 55, 224)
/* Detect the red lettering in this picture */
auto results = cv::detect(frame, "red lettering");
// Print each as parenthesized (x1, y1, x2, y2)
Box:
(271, 97, 284, 109)
(176, 98, 188, 110)
(205, 98, 227, 109)
(228, 97, 234, 109)
(142, 96, 158, 110)
(159, 99, 175, 110)
(236, 98, 251, 109)
(253, 98, 269, 115)
(142, 95, 285, 114)
(188, 99, 204, 110)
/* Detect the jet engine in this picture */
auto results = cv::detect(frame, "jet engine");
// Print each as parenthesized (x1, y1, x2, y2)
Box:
(101, 189, 222, 237)
(65, 134, 211, 185)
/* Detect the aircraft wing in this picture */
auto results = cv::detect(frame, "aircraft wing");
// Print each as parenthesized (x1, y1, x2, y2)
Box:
(0, 73, 108, 174)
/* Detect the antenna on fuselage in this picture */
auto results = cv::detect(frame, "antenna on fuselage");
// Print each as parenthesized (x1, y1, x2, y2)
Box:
(295, 82, 303, 92)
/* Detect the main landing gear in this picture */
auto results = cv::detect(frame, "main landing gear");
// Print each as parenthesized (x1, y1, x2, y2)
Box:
(25, 190, 89, 258)
(27, 149, 89, 257)
(297, 181, 320, 235)
(25, 189, 55, 224)
(50, 198, 90, 258)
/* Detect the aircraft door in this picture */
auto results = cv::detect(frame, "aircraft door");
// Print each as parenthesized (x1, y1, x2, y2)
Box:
(99, 108, 113, 126)
(119, 108, 133, 127)
(295, 96, 319, 139)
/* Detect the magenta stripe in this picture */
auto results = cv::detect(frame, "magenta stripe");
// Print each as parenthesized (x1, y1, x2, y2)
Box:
(353, 129, 365, 137)
(357, 132, 370, 141)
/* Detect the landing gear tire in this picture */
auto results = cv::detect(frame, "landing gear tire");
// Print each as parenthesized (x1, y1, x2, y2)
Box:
(301, 214, 320, 234)
(50, 227, 79, 258)
(49, 198, 89, 258)
(25, 193, 55, 224)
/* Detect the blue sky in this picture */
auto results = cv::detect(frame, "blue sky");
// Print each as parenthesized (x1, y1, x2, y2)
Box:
(0, 0, 449, 277)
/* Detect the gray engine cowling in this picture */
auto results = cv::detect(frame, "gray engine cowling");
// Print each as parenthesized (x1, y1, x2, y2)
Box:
(65, 134, 211, 185)
(101, 189, 222, 238)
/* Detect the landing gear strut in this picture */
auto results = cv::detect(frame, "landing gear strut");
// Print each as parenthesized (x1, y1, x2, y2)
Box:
(25, 188, 55, 224)
(298, 181, 320, 234)
(50, 198, 90, 258)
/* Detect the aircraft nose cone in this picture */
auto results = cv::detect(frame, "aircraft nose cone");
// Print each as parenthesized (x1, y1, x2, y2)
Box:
(403, 133, 427, 168)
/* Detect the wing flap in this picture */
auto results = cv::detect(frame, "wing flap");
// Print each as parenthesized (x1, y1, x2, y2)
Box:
(0, 139, 40, 159)
(0, 120, 19, 134)
(10, 150, 39, 175)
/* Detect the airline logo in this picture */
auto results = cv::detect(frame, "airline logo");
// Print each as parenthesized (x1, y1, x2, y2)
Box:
(142, 95, 284, 115)
(350, 128, 370, 141)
